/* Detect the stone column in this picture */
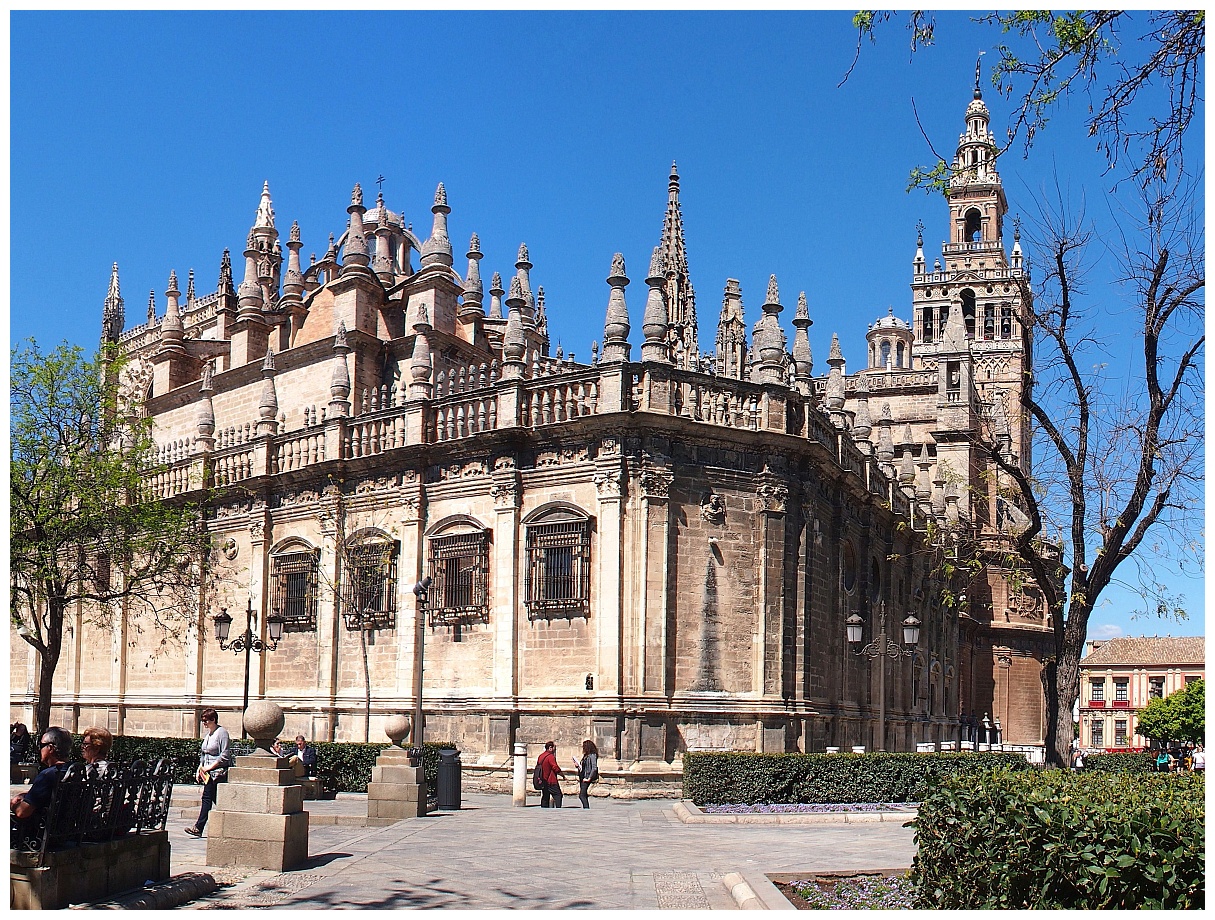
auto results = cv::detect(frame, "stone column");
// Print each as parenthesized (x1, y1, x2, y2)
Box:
(490, 458, 521, 700)
(206, 701, 308, 872)
(366, 715, 428, 824)
(592, 440, 625, 696)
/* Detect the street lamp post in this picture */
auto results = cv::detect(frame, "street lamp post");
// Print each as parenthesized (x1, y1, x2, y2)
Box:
(411, 576, 433, 753)
(212, 598, 284, 730)
(846, 603, 921, 753)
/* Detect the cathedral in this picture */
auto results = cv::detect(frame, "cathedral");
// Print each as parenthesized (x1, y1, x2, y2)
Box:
(12, 83, 1052, 767)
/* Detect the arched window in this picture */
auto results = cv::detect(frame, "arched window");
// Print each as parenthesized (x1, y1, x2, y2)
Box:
(895, 341, 905, 368)
(964, 209, 982, 242)
(1001, 306, 1014, 339)
(880, 341, 891, 368)
(427, 517, 491, 629)
(842, 542, 858, 594)
(961, 290, 976, 339)
(271, 538, 320, 632)
(524, 505, 592, 621)
(340, 530, 399, 631)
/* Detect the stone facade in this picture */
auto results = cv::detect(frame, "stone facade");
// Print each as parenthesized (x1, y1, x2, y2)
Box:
(11, 84, 1052, 761)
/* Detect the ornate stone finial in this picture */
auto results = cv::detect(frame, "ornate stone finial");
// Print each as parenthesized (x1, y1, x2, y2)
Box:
(147, 290, 157, 324)
(420, 182, 453, 268)
(610, 252, 626, 278)
(601, 252, 631, 364)
(503, 275, 527, 374)
(646, 246, 665, 282)
(255, 180, 275, 229)
(200, 361, 214, 392)
(434, 182, 449, 210)
(262, 346, 276, 373)
(101, 263, 125, 344)
(828, 333, 843, 364)
(765, 274, 780, 308)
(290, 220, 301, 244)
(167, 269, 180, 295)
(107, 262, 121, 301)
(916, 219, 925, 246)
(330, 322, 351, 416)
(974, 51, 984, 98)
(351, 183, 364, 208)
(335, 320, 348, 350)
(516, 242, 531, 269)
(488, 271, 505, 319)
(184, 269, 195, 304)
(384, 714, 411, 747)
(791, 291, 813, 384)
(468, 232, 481, 255)
(641, 247, 670, 363)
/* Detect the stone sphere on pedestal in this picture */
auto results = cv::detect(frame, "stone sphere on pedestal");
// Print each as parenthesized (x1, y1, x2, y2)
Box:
(384, 714, 411, 747)
(243, 700, 286, 754)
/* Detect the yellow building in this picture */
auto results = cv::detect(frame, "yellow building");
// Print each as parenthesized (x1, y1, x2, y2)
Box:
(1078, 636, 1205, 751)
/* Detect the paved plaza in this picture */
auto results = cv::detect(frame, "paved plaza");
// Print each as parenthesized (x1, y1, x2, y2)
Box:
(159, 792, 917, 910)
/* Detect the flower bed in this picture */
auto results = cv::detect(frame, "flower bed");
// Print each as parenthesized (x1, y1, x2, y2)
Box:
(777, 872, 917, 909)
(704, 802, 916, 814)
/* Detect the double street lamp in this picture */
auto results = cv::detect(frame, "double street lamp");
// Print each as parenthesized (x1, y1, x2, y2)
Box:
(847, 603, 921, 753)
(212, 599, 284, 727)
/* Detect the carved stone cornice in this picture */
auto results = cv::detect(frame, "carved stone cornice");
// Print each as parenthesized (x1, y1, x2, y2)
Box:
(593, 468, 624, 500)
(639, 468, 674, 501)
(756, 479, 789, 515)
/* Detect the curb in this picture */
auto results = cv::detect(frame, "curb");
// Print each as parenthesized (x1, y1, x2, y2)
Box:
(673, 800, 917, 825)
(721, 871, 798, 910)
(69, 872, 219, 910)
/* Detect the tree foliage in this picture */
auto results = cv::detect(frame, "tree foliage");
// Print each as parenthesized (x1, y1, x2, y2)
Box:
(10, 339, 212, 733)
(849, 10, 1205, 191)
(1136, 679, 1205, 745)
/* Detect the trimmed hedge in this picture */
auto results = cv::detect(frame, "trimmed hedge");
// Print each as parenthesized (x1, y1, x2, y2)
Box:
(910, 769, 1205, 909)
(1084, 751, 1156, 774)
(682, 751, 1032, 805)
(71, 734, 452, 793)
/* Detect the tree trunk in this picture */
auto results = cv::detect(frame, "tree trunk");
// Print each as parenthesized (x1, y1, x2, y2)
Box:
(33, 598, 67, 736)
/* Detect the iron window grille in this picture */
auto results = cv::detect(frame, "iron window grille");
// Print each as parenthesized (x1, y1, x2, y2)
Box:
(1090, 680, 1105, 702)
(341, 538, 399, 631)
(1114, 720, 1128, 746)
(525, 519, 591, 621)
(1091, 721, 1104, 746)
(1114, 680, 1128, 702)
(271, 549, 320, 632)
(428, 531, 490, 628)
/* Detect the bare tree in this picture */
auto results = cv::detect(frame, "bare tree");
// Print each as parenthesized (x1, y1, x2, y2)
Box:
(985, 177, 1203, 766)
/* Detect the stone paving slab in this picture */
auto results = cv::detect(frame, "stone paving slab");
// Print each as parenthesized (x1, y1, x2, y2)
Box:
(163, 792, 916, 909)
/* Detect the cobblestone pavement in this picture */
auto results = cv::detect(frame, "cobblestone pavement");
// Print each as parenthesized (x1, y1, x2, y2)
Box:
(163, 792, 917, 910)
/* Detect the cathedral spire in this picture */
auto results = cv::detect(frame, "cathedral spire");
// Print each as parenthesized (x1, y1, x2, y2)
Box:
(341, 183, 371, 273)
(255, 180, 276, 230)
(419, 182, 454, 269)
(218, 249, 235, 297)
(502, 275, 527, 378)
(460, 233, 485, 320)
(659, 161, 698, 367)
(714, 279, 747, 379)
(160, 270, 185, 348)
(101, 262, 124, 345)
(257, 347, 279, 436)
(196, 361, 216, 449)
(329, 322, 351, 418)
(640, 246, 670, 364)
(753, 274, 787, 384)
(515, 243, 535, 326)
(282, 221, 305, 300)
(791, 290, 813, 390)
(600, 252, 631, 364)
(824, 332, 846, 412)
(488, 271, 504, 320)
(238, 229, 263, 317)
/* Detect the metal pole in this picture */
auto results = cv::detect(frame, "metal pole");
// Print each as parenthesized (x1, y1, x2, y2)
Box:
(241, 603, 253, 726)
(878, 616, 887, 753)
(413, 596, 425, 750)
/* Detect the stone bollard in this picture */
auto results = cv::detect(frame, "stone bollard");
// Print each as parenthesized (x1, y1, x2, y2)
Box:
(512, 742, 527, 807)
(206, 700, 309, 872)
(366, 715, 428, 825)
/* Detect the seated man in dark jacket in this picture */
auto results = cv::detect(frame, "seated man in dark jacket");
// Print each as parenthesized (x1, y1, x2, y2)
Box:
(10, 727, 73, 847)
(289, 735, 318, 778)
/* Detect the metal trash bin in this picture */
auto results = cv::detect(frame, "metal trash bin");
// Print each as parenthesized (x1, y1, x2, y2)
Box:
(436, 748, 462, 810)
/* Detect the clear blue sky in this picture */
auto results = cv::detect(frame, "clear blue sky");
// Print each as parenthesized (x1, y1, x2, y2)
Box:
(10, 10, 1204, 640)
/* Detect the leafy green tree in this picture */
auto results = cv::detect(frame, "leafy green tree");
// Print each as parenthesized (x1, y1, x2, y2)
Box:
(11, 339, 211, 734)
(1137, 679, 1204, 746)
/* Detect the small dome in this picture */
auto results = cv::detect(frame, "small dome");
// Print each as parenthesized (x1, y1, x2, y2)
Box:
(870, 306, 910, 332)
(966, 97, 989, 119)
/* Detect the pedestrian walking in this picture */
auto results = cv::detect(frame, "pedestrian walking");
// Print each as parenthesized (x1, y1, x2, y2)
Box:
(571, 739, 599, 808)
(1192, 745, 1205, 772)
(1155, 748, 1171, 773)
(1071, 749, 1085, 771)
(537, 741, 564, 808)
(185, 708, 233, 837)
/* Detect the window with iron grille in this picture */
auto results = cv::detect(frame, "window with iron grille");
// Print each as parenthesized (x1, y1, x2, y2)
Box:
(428, 532, 490, 627)
(272, 549, 319, 632)
(1115, 679, 1128, 702)
(1114, 720, 1128, 746)
(1090, 679, 1105, 701)
(341, 538, 398, 631)
(1091, 720, 1104, 747)
(525, 519, 591, 621)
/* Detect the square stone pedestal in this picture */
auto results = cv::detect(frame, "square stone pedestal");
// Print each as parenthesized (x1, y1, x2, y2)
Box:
(206, 754, 309, 871)
(366, 747, 428, 823)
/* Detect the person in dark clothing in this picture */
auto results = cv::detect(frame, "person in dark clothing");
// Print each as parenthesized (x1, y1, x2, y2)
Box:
(537, 741, 564, 808)
(289, 735, 318, 778)
(571, 739, 599, 809)
(10, 722, 32, 766)
(10, 727, 72, 847)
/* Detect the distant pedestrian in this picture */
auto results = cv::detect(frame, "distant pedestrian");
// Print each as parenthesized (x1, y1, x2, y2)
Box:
(289, 735, 318, 778)
(1071, 749, 1085, 771)
(537, 741, 563, 808)
(1192, 746, 1205, 772)
(1156, 749, 1171, 773)
(185, 708, 233, 838)
(571, 739, 599, 809)
(10, 723, 31, 766)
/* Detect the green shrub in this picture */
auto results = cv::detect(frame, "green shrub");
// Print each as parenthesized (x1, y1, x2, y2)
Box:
(1084, 751, 1155, 774)
(910, 769, 1205, 909)
(681, 751, 1032, 806)
(77, 735, 452, 793)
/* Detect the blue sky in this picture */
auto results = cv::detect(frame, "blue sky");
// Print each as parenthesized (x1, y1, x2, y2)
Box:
(10, 10, 1204, 640)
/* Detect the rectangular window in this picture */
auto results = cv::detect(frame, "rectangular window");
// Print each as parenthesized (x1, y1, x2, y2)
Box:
(1149, 677, 1165, 699)
(1115, 720, 1128, 746)
(1115, 679, 1129, 702)
(341, 539, 398, 631)
(982, 306, 995, 340)
(272, 550, 319, 632)
(1091, 721, 1104, 747)
(428, 532, 490, 627)
(1090, 680, 1105, 702)
(921, 308, 934, 344)
(1000, 306, 1013, 339)
(92, 551, 112, 594)
(526, 519, 591, 621)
